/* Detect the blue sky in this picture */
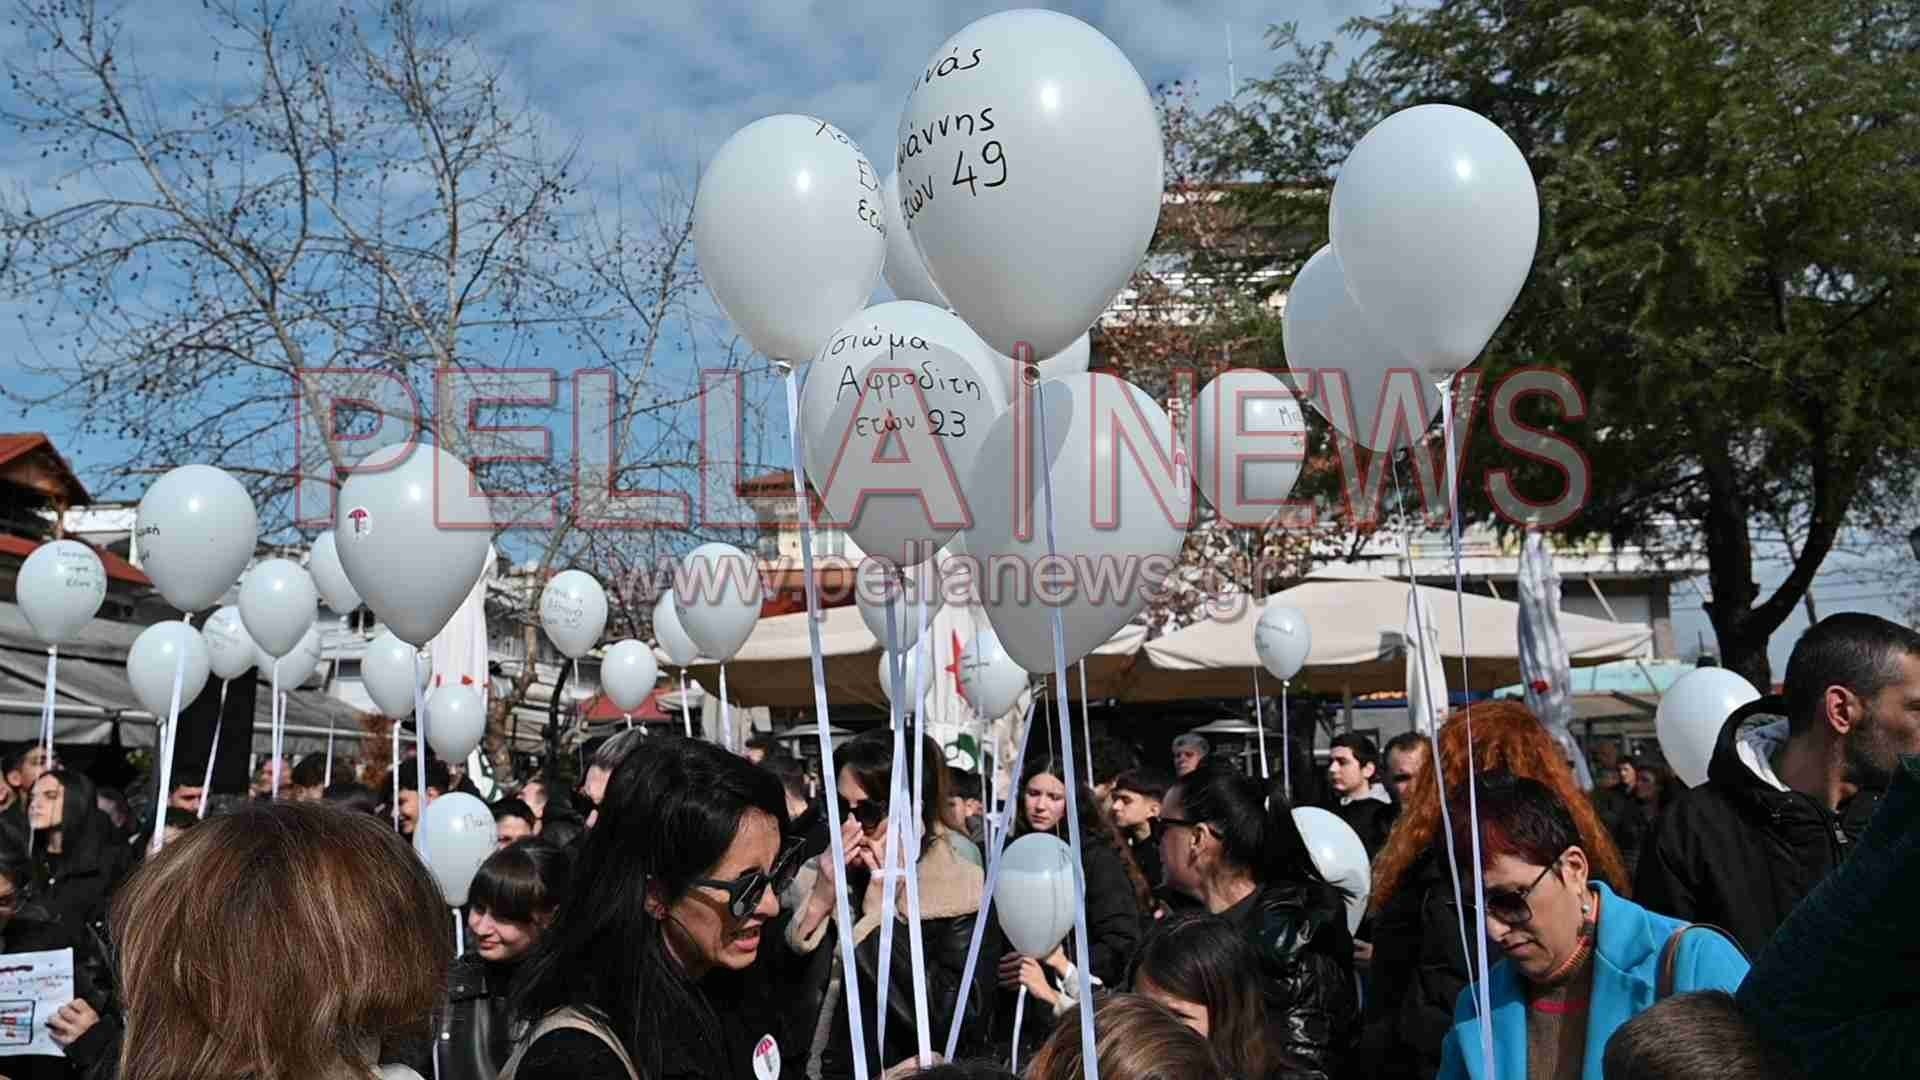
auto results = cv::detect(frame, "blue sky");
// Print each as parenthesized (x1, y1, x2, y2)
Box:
(0, 1, 1908, 670)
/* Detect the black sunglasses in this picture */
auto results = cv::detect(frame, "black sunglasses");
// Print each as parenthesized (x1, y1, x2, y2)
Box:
(691, 838, 808, 919)
(1474, 849, 1567, 927)
(842, 797, 889, 831)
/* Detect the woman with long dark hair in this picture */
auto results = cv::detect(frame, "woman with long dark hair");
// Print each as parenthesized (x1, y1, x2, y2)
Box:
(25, 768, 130, 935)
(1131, 914, 1281, 1079)
(784, 728, 988, 1077)
(507, 735, 801, 1080)
(995, 755, 1148, 1061)
(440, 839, 570, 1080)
(1159, 762, 1358, 1080)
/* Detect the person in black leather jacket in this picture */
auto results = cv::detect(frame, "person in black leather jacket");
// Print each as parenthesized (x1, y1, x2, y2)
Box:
(781, 729, 988, 1078)
(1159, 763, 1358, 1080)
(438, 838, 570, 1080)
(24, 768, 130, 938)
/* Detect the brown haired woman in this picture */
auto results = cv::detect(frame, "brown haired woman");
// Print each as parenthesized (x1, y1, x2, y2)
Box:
(1024, 993, 1227, 1080)
(111, 801, 452, 1080)
(1359, 701, 1628, 1079)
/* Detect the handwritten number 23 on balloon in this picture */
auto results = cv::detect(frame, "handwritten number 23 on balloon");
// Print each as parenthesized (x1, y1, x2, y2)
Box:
(952, 141, 1007, 195)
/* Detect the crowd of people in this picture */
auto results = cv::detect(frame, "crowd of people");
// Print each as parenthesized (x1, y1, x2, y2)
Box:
(0, 611, 1914, 1078)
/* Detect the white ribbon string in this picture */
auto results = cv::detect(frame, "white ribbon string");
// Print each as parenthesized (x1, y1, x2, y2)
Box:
(782, 365, 871, 1080)
(38, 647, 56, 768)
(1281, 681, 1292, 801)
(325, 717, 335, 788)
(875, 619, 905, 1057)
(719, 664, 732, 751)
(678, 668, 693, 739)
(1008, 985, 1028, 1074)
(887, 599, 935, 1065)
(200, 680, 227, 819)
(270, 660, 283, 800)
(412, 651, 429, 854)
(148, 613, 193, 854)
(1441, 386, 1496, 1076)
(1077, 660, 1093, 786)
(1252, 669, 1269, 780)
(454, 907, 465, 956)
(943, 695, 1037, 1060)
(391, 719, 402, 832)
(1030, 372, 1100, 1080)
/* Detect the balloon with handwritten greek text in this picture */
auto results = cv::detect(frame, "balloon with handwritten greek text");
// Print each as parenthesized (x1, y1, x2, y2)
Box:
(200, 606, 257, 681)
(693, 114, 887, 363)
(16, 540, 106, 644)
(416, 792, 495, 905)
(882, 172, 946, 307)
(1329, 105, 1539, 380)
(898, 10, 1161, 358)
(136, 464, 258, 613)
(963, 373, 1190, 672)
(540, 570, 608, 660)
(1192, 370, 1308, 526)
(1284, 245, 1442, 451)
(801, 302, 1008, 566)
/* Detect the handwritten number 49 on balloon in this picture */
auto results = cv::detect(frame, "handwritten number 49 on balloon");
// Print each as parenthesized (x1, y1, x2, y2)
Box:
(952, 141, 1007, 195)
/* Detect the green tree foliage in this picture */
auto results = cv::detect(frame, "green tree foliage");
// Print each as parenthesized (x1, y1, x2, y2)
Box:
(1199, 0, 1920, 684)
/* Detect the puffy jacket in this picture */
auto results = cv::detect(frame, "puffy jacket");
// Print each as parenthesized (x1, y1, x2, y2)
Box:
(1438, 883, 1749, 1079)
(995, 833, 1145, 1059)
(782, 827, 990, 1079)
(1358, 851, 1468, 1080)
(1224, 879, 1360, 1080)
(1738, 754, 1920, 1077)
(1634, 696, 1879, 958)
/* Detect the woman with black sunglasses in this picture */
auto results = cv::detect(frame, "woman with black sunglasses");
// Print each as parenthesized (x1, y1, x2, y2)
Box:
(1436, 773, 1749, 1080)
(504, 735, 799, 1080)
(782, 728, 989, 1078)
(1159, 762, 1358, 1080)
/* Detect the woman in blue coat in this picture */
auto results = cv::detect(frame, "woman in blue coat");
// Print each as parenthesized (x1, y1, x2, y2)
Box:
(1438, 773, 1749, 1080)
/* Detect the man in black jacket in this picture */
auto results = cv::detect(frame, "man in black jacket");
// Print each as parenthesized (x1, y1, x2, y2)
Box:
(1635, 612, 1920, 957)
(1327, 732, 1395, 857)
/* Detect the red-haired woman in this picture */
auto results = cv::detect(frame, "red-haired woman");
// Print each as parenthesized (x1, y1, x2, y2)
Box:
(1359, 701, 1629, 1080)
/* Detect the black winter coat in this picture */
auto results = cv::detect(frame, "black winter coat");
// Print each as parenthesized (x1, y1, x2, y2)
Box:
(27, 820, 130, 942)
(1592, 786, 1649, 876)
(1224, 880, 1360, 1080)
(439, 953, 519, 1080)
(1332, 791, 1396, 859)
(1737, 754, 1920, 1078)
(1357, 852, 1468, 1080)
(1634, 697, 1879, 958)
(0, 906, 120, 1080)
(996, 834, 1144, 1060)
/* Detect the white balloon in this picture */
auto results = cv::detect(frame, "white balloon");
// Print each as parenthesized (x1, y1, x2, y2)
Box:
(899, 10, 1162, 359)
(200, 606, 257, 681)
(801, 302, 1010, 565)
(258, 624, 323, 689)
(334, 445, 493, 647)
(540, 570, 609, 660)
(963, 374, 1190, 672)
(602, 639, 660, 713)
(958, 629, 1028, 720)
(882, 171, 946, 306)
(1285, 245, 1442, 451)
(1293, 807, 1372, 935)
(993, 833, 1079, 957)
(415, 792, 495, 906)
(363, 631, 431, 718)
(1656, 668, 1760, 788)
(653, 591, 699, 668)
(426, 682, 486, 762)
(16, 540, 106, 644)
(307, 531, 362, 614)
(127, 621, 211, 719)
(673, 544, 763, 662)
(877, 640, 936, 710)
(135, 464, 258, 612)
(238, 558, 318, 659)
(1330, 105, 1540, 379)
(693, 114, 886, 362)
(992, 334, 1091, 402)
(1192, 370, 1308, 525)
(855, 558, 943, 652)
(1254, 604, 1313, 683)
